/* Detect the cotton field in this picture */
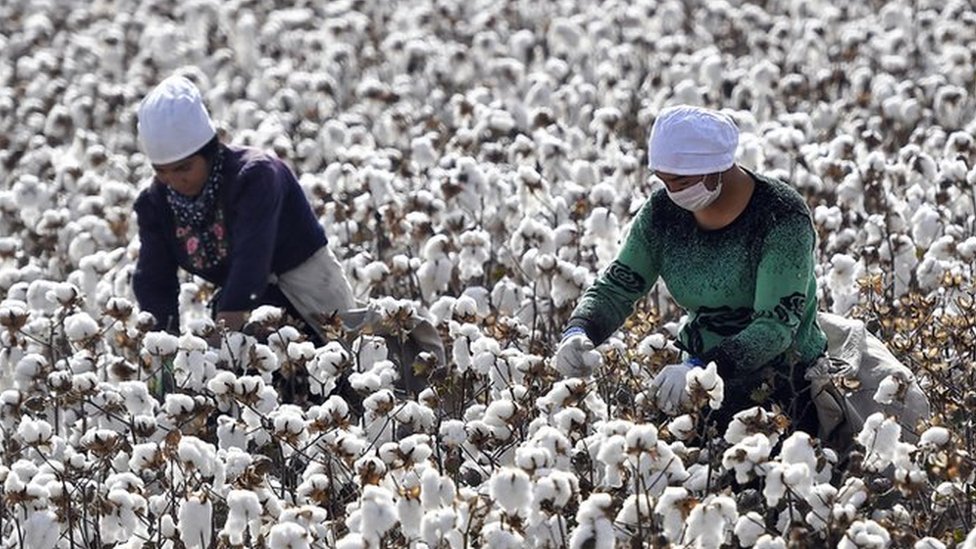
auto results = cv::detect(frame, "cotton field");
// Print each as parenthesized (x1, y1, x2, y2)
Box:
(1, 0, 976, 547)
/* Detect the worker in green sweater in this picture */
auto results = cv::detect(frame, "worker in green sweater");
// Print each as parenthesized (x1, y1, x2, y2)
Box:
(555, 105, 827, 434)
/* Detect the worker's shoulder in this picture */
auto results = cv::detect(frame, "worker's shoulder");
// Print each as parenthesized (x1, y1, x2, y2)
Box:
(751, 171, 811, 218)
(133, 179, 165, 211)
(225, 144, 289, 178)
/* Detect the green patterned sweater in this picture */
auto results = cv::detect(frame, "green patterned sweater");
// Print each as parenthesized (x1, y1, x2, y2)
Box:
(568, 171, 827, 386)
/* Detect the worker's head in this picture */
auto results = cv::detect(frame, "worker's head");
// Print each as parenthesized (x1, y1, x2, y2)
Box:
(647, 105, 739, 211)
(138, 75, 218, 197)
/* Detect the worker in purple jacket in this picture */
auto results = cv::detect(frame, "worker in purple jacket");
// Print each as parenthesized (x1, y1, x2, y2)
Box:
(133, 75, 354, 340)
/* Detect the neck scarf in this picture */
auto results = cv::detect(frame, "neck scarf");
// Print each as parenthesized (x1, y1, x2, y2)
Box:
(165, 146, 229, 271)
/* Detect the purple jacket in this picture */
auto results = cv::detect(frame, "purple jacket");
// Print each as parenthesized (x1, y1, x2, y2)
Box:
(133, 145, 327, 332)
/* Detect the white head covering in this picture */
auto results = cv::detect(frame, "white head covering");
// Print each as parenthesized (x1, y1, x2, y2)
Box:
(647, 105, 739, 175)
(137, 75, 216, 165)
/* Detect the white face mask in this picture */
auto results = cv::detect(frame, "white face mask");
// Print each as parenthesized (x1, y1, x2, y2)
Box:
(665, 173, 723, 211)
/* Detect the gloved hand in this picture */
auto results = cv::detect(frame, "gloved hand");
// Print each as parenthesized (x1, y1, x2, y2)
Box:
(554, 328, 602, 377)
(650, 360, 698, 414)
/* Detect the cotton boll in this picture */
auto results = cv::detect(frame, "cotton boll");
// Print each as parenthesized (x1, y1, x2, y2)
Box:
(685, 361, 724, 410)
(838, 519, 891, 549)
(569, 492, 615, 549)
(918, 426, 950, 449)
(654, 486, 693, 542)
(686, 495, 737, 548)
(346, 485, 398, 544)
(179, 495, 213, 549)
(873, 375, 901, 405)
(722, 433, 773, 484)
(489, 467, 531, 516)
(826, 254, 863, 315)
(734, 511, 767, 547)
(64, 313, 100, 343)
(221, 490, 263, 545)
(457, 230, 491, 281)
(911, 203, 942, 250)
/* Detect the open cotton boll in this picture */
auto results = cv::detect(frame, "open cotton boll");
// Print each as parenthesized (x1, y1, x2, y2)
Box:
(268, 522, 311, 549)
(915, 538, 947, 549)
(873, 375, 902, 405)
(489, 467, 531, 515)
(64, 312, 99, 343)
(685, 495, 737, 549)
(911, 203, 943, 250)
(17, 417, 53, 446)
(838, 519, 891, 549)
(918, 426, 950, 449)
(856, 413, 911, 472)
(346, 485, 399, 544)
(722, 433, 773, 484)
(179, 495, 213, 549)
(221, 490, 263, 546)
(685, 361, 724, 410)
(22, 509, 58, 549)
(734, 511, 767, 547)
(569, 492, 615, 549)
(826, 253, 862, 315)
(655, 486, 693, 542)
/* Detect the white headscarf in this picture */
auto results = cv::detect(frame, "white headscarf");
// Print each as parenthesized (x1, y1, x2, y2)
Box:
(137, 75, 216, 165)
(647, 105, 739, 175)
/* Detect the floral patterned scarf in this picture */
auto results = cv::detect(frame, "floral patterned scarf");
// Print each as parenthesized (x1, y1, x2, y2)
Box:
(165, 146, 229, 271)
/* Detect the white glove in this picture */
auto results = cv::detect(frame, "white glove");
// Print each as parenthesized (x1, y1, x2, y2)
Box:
(650, 361, 695, 413)
(555, 329, 602, 377)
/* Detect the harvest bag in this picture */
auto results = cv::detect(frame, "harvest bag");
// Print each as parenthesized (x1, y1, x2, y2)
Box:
(807, 311, 930, 446)
(275, 245, 445, 396)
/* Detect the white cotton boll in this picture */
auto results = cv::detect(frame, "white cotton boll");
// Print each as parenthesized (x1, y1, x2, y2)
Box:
(22, 509, 58, 549)
(873, 375, 901, 405)
(453, 295, 479, 320)
(217, 416, 249, 451)
(64, 312, 99, 342)
(614, 493, 654, 532)
(583, 207, 619, 262)
(686, 361, 724, 410)
(838, 519, 891, 549)
(221, 490, 263, 545)
(754, 535, 787, 549)
(569, 493, 615, 549)
(178, 437, 219, 479)
(686, 495, 737, 549)
(827, 253, 863, 315)
(919, 426, 950, 449)
(491, 278, 522, 317)
(911, 203, 942, 250)
(458, 230, 491, 281)
(915, 537, 947, 549)
(438, 420, 467, 447)
(667, 415, 696, 441)
(655, 487, 692, 542)
(916, 257, 946, 293)
(735, 511, 766, 547)
(268, 522, 311, 549)
(100, 489, 147, 543)
(249, 306, 283, 325)
(348, 485, 398, 543)
(723, 433, 773, 484)
(638, 333, 668, 356)
(179, 495, 213, 548)
(856, 413, 906, 472)
(781, 431, 817, 469)
(144, 331, 179, 356)
(287, 341, 316, 362)
(17, 417, 53, 445)
(596, 435, 627, 488)
(489, 467, 531, 515)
